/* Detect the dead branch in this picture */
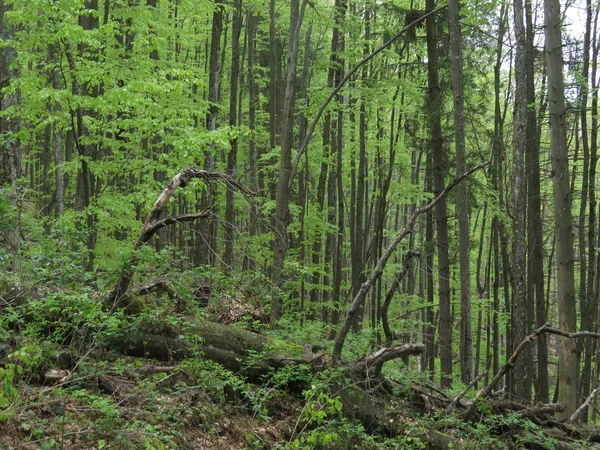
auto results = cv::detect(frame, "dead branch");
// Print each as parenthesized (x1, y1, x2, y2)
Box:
(333, 161, 489, 363)
(107, 168, 252, 309)
(568, 386, 599, 424)
(464, 323, 600, 420)
(446, 371, 488, 412)
(354, 344, 425, 374)
(381, 250, 420, 347)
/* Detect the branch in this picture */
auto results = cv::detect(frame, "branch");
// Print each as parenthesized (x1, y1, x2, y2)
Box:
(288, 6, 448, 188)
(354, 344, 425, 373)
(568, 386, 600, 424)
(464, 323, 600, 420)
(446, 371, 488, 412)
(136, 211, 212, 248)
(332, 161, 489, 363)
(107, 168, 252, 309)
(381, 250, 420, 346)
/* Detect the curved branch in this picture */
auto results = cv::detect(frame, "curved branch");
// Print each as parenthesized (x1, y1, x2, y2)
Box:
(381, 250, 420, 346)
(108, 169, 252, 309)
(288, 6, 447, 188)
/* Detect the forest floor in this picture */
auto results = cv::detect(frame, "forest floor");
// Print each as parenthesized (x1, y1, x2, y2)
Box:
(1, 285, 600, 449)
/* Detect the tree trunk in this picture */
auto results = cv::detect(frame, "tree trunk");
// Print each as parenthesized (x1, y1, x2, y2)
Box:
(545, 0, 578, 419)
(425, 0, 452, 388)
(510, 0, 531, 403)
(0, 0, 21, 271)
(448, 0, 472, 384)
(271, 0, 306, 320)
(525, 0, 548, 404)
(223, 0, 242, 271)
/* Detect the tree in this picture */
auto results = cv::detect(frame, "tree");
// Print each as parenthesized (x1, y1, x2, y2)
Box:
(271, 0, 307, 320)
(0, 0, 20, 270)
(425, 0, 452, 388)
(510, 0, 532, 403)
(545, 0, 577, 419)
(448, 0, 472, 384)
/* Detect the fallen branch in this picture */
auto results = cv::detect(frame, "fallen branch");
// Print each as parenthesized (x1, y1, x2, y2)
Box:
(333, 161, 489, 363)
(446, 371, 488, 412)
(464, 323, 600, 420)
(568, 386, 599, 424)
(354, 344, 425, 374)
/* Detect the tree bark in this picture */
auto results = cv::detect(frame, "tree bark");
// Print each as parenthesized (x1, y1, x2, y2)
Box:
(545, 0, 578, 419)
(223, 0, 242, 271)
(0, 0, 21, 271)
(425, 0, 452, 388)
(448, 0, 472, 384)
(510, 0, 531, 403)
(525, 0, 548, 404)
(271, 0, 306, 320)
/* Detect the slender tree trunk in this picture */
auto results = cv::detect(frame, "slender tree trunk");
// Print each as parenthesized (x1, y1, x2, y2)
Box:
(0, 0, 21, 270)
(545, 0, 578, 419)
(271, 0, 306, 320)
(524, 0, 548, 404)
(425, 0, 452, 388)
(223, 0, 242, 271)
(510, 0, 531, 403)
(448, 0, 472, 384)
(246, 11, 259, 250)
(201, 0, 224, 266)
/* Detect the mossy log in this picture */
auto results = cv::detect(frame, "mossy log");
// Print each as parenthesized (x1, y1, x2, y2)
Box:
(117, 317, 310, 383)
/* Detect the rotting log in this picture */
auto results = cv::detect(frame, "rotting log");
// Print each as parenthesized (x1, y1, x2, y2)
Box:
(117, 317, 309, 383)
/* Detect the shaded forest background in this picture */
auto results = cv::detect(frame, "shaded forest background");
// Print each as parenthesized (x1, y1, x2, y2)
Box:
(1, 0, 600, 447)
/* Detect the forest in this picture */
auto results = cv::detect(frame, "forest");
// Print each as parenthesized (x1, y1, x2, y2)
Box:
(1, 0, 600, 448)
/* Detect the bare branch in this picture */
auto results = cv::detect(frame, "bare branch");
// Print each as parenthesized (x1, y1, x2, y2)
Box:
(288, 6, 448, 187)
(446, 371, 488, 412)
(568, 386, 600, 424)
(354, 344, 425, 373)
(464, 323, 600, 420)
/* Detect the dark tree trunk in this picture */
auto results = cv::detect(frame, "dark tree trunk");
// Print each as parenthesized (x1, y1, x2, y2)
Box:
(223, 0, 242, 271)
(448, 0, 472, 384)
(425, 0, 452, 388)
(271, 0, 306, 320)
(0, 0, 21, 270)
(510, 0, 531, 403)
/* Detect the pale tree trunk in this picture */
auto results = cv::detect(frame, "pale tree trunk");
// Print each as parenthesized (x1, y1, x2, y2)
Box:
(510, 0, 531, 403)
(545, 0, 578, 419)
(271, 0, 307, 320)
(448, 0, 472, 384)
(0, 0, 21, 271)
(425, 0, 452, 388)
